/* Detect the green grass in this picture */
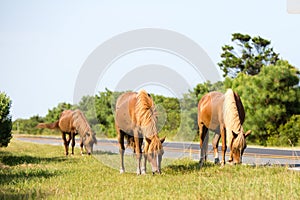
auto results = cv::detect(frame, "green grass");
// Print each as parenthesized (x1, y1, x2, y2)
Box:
(1, 139, 300, 200)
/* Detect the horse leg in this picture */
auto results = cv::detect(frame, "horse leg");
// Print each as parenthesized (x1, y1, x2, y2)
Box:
(134, 129, 142, 175)
(71, 132, 76, 155)
(220, 125, 227, 166)
(80, 138, 84, 155)
(117, 128, 125, 173)
(199, 123, 208, 167)
(227, 130, 234, 163)
(212, 132, 221, 164)
(142, 140, 149, 175)
(62, 132, 69, 156)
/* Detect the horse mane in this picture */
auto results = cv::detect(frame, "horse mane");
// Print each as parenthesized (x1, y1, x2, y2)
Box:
(72, 109, 96, 143)
(223, 89, 242, 134)
(135, 90, 157, 138)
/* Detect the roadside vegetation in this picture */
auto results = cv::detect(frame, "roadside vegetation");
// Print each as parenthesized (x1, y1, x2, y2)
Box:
(6, 33, 300, 147)
(1, 139, 299, 199)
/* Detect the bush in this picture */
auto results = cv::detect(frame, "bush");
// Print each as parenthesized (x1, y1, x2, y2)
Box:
(267, 115, 300, 146)
(0, 92, 12, 147)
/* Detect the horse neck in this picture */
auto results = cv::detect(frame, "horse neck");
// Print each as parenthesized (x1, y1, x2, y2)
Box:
(223, 91, 242, 133)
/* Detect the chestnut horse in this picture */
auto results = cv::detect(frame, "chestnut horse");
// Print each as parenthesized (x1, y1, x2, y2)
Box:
(37, 109, 97, 155)
(197, 89, 251, 166)
(115, 90, 165, 175)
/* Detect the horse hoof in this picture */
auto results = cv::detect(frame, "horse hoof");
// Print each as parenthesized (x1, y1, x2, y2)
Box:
(141, 170, 146, 175)
(120, 169, 125, 174)
(220, 162, 225, 167)
(199, 159, 204, 168)
(214, 158, 220, 164)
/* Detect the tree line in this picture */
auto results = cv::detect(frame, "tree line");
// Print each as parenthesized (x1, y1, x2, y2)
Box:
(3, 33, 300, 147)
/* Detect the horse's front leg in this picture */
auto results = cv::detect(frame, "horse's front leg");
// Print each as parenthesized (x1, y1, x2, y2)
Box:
(142, 140, 149, 174)
(212, 132, 221, 164)
(79, 137, 84, 155)
(71, 132, 76, 155)
(220, 125, 227, 166)
(134, 129, 142, 175)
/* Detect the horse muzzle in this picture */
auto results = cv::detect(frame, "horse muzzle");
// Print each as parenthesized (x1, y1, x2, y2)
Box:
(152, 169, 161, 175)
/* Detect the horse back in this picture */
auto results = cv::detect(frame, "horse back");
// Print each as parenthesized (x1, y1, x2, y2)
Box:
(115, 92, 138, 133)
(58, 110, 76, 133)
(198, 91, 225, 130)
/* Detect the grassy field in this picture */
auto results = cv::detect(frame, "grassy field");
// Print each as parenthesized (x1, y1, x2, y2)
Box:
(0, 139, 299, 200)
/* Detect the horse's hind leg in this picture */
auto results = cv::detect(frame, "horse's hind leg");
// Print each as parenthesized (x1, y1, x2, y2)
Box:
(62, 132, 69, 156)
(212, 132, 221, 164)
(199, 123, 208, 167)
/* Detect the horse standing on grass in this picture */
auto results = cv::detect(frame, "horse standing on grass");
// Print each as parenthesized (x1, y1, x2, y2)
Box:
(197, 89, 251, 166)
(115, 90, 165, 175)
(37, 109, 97, 156)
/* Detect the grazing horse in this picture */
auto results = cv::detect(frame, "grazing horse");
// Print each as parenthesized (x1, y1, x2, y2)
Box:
(37, 109, 97, 155)
(197, 89, 251, 166)
(115, 90, 165, 175)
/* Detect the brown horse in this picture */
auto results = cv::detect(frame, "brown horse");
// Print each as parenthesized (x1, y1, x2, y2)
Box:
(37, 109, 97, 155)
(197, 89, 251, 166)
(115, 90, 165, 175)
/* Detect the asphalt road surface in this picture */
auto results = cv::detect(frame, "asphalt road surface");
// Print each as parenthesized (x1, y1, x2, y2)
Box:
(15, 135, 300, 170)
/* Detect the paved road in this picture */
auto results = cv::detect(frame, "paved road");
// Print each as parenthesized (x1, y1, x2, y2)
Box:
(15, 135, 300, 169)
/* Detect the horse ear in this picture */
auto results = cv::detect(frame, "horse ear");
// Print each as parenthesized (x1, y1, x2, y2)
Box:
(146, 137, 152, 144)
(244, 130, 252, 138)
(160, 136, 166, 144)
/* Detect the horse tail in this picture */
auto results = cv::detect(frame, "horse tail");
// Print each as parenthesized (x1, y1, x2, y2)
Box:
(36, 121, 59, 129)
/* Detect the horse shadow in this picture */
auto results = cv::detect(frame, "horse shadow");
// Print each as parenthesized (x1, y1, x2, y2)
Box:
(93, 150, 118, 156)
(0, 151, 65, 199)
(0, 151, 67, 166)
(163, 159, 216, 174)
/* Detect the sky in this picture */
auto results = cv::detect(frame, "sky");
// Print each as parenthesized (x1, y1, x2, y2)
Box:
(0, 0, 300, 120)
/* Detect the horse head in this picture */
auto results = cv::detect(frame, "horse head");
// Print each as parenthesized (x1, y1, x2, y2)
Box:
(83, 131, 97, 155)
(230, 128, 251, 164)
(145, 135, 165, 174)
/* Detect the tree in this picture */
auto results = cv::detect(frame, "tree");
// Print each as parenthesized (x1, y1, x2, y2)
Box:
(44, 102, 73, 122)
(152, 94, 181, 139)
(226, 60, 300, 146)
(76, 95, 98, 127)
(95, 89, 122, 137)
(0, 92, 12, 147)
(218, 33, 279, 78)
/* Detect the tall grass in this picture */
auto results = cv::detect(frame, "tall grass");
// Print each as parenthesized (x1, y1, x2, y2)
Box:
(1, 139, 299, 199)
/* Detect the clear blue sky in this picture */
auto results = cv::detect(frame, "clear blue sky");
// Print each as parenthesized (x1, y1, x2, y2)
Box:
(1, 0, 299, 119)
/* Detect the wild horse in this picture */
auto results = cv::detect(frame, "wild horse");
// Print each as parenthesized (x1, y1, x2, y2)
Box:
(115, 90, 165, 175)
(197, 89, 251, 166)
(37, 109, 97, 155)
